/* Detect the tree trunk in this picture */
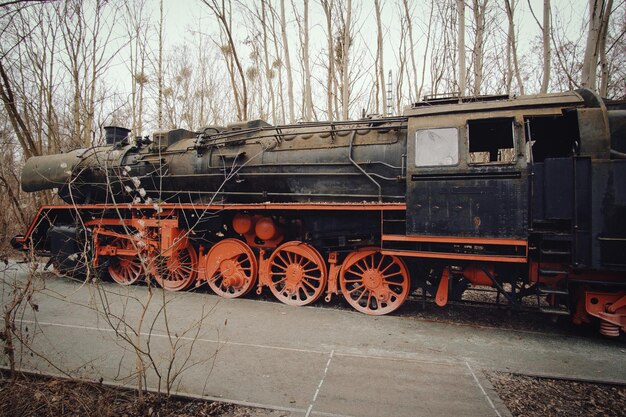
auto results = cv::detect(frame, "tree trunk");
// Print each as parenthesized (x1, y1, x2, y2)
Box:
(598, 0, 613, 96)
(280, 0, 295, 123)
(471, 0, 487, 96)
(504, 0, 524, 95)
(419, 1, 435, 101)
(301, 0, 312, 121)
(540, 0, 551, 93)
(457, 0, 466, 98)
(375, 0, 386, 116)
(321, 0, 334, 120)
(341, 0, 352, 120)
(261, 0, 277, 124)
(158, 0, 164, 128)
(268, 0, 286, 123)
(582, 0, 612, 91)
(402, 0, 419, 103)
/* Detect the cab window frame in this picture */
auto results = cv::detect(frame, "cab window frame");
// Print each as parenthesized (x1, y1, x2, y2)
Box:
(467, 117, 517, 165)
(414, 127, 460, 168)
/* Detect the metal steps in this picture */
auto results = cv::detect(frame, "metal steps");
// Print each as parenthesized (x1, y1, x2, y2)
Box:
(536, 284, 571, 317)
(540, 249, 571, 256)
(539, 306, 570, 316)
(537, 285, 569, 296)
(538, 268, 569, 275)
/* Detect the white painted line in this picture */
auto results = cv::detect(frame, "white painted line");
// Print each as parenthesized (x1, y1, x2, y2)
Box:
(16, 319, 327, 355)
(11, 318, 461, 367)
(305, 350, 335, 417)
(465, 361, 502, 417)
(333, 351, 460, 366)
(312, 412, 359, 417)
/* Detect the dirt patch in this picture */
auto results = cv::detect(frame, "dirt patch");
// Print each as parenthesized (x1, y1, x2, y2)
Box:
(0, 371, 286, 417)
(486, 371, 626, 417)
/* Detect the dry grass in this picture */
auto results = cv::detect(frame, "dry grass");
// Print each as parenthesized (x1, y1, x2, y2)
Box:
(486, 371, 626, 417)
(0, 371, 259, 417)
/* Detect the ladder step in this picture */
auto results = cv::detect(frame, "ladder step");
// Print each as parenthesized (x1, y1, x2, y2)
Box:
(540, 249, 571, 256)
(538, 269, 569, 275)
(541, 234, 572, 241)
(538, 287, 569, 296)
(540, 307, 570, 316)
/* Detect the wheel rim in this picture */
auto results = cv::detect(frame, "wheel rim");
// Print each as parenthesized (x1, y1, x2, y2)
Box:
(107, 238, 143, 285)
(340, 250, 409, 315)
(153, 241, 197, 291)
(267, 241, 327, 306)
(204, 239, 257, 298)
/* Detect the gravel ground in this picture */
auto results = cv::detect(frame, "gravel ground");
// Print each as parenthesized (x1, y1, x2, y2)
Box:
(486, 371, 626, 417)
(0, 371, 286, 417)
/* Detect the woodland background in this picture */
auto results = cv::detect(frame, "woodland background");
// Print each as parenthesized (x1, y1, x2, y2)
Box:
(0, 0, 624, 249)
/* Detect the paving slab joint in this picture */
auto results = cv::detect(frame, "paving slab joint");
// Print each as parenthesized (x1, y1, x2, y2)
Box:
(465, 362, 514, 417)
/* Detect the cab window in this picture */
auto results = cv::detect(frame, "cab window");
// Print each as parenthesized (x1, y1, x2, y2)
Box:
(414, 127, 459, 167)
(468, 118, 515, 164)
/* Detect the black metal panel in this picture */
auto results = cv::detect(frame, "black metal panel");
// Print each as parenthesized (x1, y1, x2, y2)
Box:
(573, 157, 592, 267)
(406, 169, 528, 238)
(590, 160, 626, 270)
(614, 161, 626, 206)
(531, 163, 544, 221)
(544, 158, 573, 219)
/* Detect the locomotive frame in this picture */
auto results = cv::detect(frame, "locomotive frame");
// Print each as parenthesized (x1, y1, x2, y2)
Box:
(13, 89, 626, 336)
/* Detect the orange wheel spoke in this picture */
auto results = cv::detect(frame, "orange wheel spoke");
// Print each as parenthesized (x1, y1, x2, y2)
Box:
(376, 256, 385, 273)
(355, 288, 369, 303)
(276, 253, 290, 267)
(272, 261, 288, 271)
(353, 262, 367, 273)
(366, 292, 373, 308)
(347, 284, 365, 295)
(379, 261, 395, 275)
(303, 274, 322, 281)
(302, 279, 318, 291)
(382, 271, 404, 280)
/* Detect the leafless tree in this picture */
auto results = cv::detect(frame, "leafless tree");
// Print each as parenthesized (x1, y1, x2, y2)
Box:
(581, 0, 614, 90)
(339, 0, 352, 119)
(203, 0, 249, 121)
(374, 0, 387, 115)
(504, 0, 524, 95)
(457, 0, 466, 97)
(528, 0, 551, 93)
(125, 0, 150, 137)
(56, 0, 122, 147)
(470, 0, 488, 96)
(261, 0, 277, 123)
(157, 0, 164, 128)
(320, 0, 336, 120)
(280, 0, 295, 122)
(302, 0, 314, 121)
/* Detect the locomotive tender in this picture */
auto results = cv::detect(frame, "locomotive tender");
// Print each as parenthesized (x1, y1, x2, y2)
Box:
(14, 89, 626, 336)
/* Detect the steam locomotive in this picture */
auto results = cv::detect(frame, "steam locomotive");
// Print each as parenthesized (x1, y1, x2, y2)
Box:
(14, 89, 626, 336)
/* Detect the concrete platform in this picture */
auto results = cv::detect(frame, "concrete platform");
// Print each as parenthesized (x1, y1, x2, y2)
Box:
(2, 264, 624, 416)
